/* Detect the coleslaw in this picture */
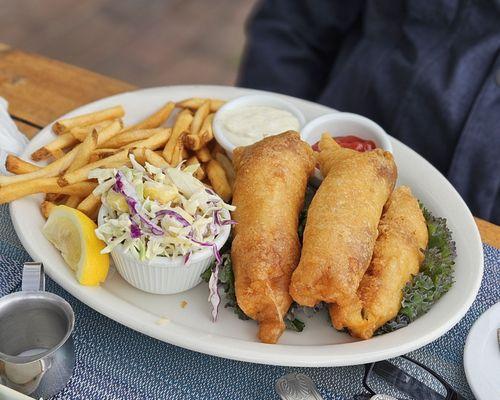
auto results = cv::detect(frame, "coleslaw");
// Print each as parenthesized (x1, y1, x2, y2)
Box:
(90, 155, 235, 319)
(91, 155, 235, 260)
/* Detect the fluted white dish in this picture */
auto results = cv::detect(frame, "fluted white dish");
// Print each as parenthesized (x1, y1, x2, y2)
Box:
(301, 112, 393, 185)
(213, 94, 306, 157)
(97, 206, 231, 295)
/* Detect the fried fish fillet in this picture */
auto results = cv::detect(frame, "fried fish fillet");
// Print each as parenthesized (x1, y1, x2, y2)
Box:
(231, 131, 315, 344)
(289, 134, 397, 308)
(329, 186, 428, 339)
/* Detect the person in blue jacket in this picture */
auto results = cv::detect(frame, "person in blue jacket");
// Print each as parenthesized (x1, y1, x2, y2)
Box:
(238, 0, 499, 224)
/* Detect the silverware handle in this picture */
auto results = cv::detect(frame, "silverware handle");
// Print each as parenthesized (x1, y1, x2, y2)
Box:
(276, 373, 324, 400)
(21, 262, 45, 292)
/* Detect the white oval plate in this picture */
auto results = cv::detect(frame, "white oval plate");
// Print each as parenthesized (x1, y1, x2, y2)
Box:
(9, 85, 484, 367)
(464, 302, 500, 399)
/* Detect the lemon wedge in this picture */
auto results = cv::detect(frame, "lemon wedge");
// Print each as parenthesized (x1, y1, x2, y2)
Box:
(43, 205, 109, 286)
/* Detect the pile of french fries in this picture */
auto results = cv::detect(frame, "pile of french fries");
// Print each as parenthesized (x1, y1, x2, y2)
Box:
(1, 97, 235, 221)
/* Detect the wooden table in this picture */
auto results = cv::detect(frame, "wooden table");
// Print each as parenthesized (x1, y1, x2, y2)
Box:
(0, 44, 499, 249)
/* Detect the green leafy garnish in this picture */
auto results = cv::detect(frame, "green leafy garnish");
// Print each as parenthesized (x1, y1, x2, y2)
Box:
(376, 205, 456, 334)
(285, 315, 305, 332)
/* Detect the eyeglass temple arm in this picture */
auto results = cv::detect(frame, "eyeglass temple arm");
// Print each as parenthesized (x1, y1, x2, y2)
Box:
(374, 360, 445, 400)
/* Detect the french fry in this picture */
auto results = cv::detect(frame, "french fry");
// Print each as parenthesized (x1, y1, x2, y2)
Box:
(214, 152, 235, 187)
(210, 141, 225, 157)
(53, 105, 125, 135)
(58, 149, 129, 186)
(31, 133, 79, 161)
(184, 156, 206, 180)
(170, 132, 186, 167)
(49, 149, 66, 160)
(0, 147, 78, 187)
(123, 128, 171, 151)
(144, 149, 169, 168)
(176, 98, 225, 112)
(5, 155, 41, 174)
(45, 193, 65, 203)
(162, 109, 193, 163)
(88, 154, 100, 163)
(96, 119, 124, 147)
(122, 101, 175, 132)
(40, 200, 56, 219)
(199, 113, 214, 140)
(190, 101, 210, 136)
(131, 148, 147, 164)
(183, 134, 200, 151)
(64, 195, 81, 208)
(70, 120, 115, 141)
(0, 178, 97, 205)
(31, 133, 78, 161)
(91, 148, 120, 160)
(205, 159, 232, 202)
(100, 128, 158, 148)
(67, 130, 98, 172)
(77, 193, 101, 220)
(195, 146, 211, 162)
(184, 113, 214, 151)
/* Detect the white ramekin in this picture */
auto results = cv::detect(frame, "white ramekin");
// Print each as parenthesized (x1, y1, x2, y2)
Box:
(213, 94, 306, 157)
(98, 206, 231, 294)
(301, 112, 394, 186)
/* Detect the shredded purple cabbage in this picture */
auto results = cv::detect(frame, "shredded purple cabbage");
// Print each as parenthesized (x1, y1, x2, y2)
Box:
(183, 252, 191, 265)
(156, 209, 190, 227)
(208, 264, 221, 321)
(213, 210, 236, 228)
(213, 210, 221, 225)
(189, 234, 222, 320)
(114, 171, 164, 236)
(130, 218, 142, 239)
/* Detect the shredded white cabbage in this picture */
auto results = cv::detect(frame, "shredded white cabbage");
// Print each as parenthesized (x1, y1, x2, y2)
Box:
(93, 155, 235, 261)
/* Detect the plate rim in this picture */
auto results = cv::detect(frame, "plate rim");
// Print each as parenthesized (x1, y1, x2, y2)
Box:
(9, 84, 484, 367)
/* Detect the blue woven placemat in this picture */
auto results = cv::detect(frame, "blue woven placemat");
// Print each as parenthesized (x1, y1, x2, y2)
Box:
(0, 204, 498, 400)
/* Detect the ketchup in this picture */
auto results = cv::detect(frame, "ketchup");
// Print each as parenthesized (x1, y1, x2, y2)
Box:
(312, 135, 377, 152)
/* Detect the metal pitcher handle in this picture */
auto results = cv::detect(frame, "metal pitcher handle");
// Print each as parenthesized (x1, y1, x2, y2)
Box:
(21, 262, 45, 292)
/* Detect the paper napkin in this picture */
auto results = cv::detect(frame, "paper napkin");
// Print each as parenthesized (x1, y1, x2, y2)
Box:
(0, 97, 29, 174)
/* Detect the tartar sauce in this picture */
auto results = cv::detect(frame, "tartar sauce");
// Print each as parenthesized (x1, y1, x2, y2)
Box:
(220, 105, 300, 146)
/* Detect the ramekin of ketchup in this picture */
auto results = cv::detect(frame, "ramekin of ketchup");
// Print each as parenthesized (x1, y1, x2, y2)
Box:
(311, 135, 377, 152)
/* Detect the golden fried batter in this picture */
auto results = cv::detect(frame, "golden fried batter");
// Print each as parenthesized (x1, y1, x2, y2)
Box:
(330, 186, 428, 339)
(289, 134, 397, 308)
(231, 131, 315, 344)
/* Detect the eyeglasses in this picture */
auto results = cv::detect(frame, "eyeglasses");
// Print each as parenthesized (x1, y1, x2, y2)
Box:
(354, 355, 467, 400)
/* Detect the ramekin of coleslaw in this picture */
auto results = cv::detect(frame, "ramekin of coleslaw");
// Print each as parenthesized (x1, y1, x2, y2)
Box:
(92, 155, 234, 295)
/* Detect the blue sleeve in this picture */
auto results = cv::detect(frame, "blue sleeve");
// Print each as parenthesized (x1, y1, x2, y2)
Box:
(237, 0, 365, 100)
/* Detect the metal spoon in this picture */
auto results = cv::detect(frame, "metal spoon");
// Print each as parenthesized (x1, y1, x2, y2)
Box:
(275, 373, 398, 400)
(275, 373, 324, 400)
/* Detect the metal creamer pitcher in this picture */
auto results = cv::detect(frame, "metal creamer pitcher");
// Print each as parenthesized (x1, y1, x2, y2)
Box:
(0, 263, 75, 398)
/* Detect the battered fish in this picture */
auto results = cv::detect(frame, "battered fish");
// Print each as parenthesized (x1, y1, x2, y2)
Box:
(330, 186, 428, 339)
(231, 131, 315, 344)
(289, 134, 397, 308)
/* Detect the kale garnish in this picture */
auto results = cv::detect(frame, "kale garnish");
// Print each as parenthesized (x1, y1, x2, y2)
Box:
(376, 205, 456, 334)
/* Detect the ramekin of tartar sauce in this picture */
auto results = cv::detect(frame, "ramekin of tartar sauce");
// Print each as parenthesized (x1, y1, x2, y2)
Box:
(213, 94, 306, 156)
